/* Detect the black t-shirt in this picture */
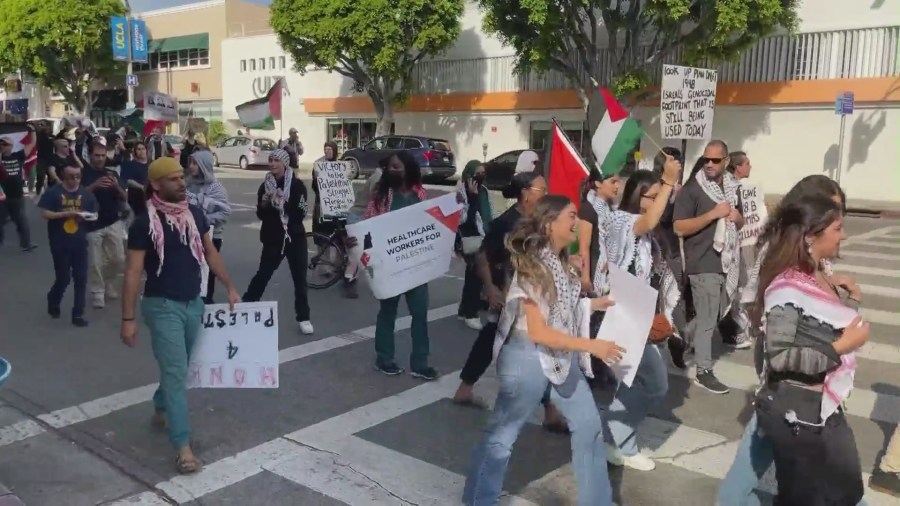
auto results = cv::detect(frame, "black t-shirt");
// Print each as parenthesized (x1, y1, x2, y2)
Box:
(481, 205, 521, 289)
(47, 152, 80, 188)
(128, 205, 210, 301)
(81, 166, 124, 231)
(577, 202, 600, 281)
(0, 150, 26, 199)
(37, 185, 98, 247)
(673, 178, 742, 275)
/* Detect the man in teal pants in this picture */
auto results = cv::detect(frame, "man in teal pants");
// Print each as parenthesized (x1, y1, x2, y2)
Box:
(120, 157, 240, 474)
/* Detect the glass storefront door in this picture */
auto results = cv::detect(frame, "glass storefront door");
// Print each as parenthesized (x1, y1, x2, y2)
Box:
(326, 118, 384, 157)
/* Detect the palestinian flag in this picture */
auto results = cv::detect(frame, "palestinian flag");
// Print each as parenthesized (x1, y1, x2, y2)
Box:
(236, 78, 283, 131)
(0, 123, 31, 152)
(592, 87, 643, 176)
(546, 120, 590, 209)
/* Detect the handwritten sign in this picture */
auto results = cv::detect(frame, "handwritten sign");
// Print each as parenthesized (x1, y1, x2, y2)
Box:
(660, 65, 717, 139)
(143, 91, 177, 122)
(188, 302, 279, 389)
(314, 161, 354, 218)
(739, 184, 768, 248)
(346, 193, 462, 299)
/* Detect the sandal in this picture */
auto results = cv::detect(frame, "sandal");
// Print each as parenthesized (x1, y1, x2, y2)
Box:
(452, 396, 488, 410)
(175, 453, 203, 474)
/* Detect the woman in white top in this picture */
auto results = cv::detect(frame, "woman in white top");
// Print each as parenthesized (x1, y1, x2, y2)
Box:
(463, 194, 622, 506)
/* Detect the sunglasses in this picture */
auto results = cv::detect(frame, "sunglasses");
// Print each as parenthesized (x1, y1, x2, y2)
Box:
(702, 157, 726, 164)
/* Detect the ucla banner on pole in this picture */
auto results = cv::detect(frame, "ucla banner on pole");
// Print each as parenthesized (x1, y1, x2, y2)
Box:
(188, 302, 279, 389)
(130, 19, 148, 63)
(346, 193, 462, 300)
(110, 16, 130, 62)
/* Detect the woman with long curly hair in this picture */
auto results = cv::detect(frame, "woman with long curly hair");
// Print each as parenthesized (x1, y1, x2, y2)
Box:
(463, 195, 622, 506)
(752, 195, 868, 505)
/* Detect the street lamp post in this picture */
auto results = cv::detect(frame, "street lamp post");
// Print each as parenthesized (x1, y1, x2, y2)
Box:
(123, 0, 135, 109)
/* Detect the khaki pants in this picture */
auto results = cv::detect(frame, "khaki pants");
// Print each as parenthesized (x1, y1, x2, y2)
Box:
(88, 221, 126, 298)
(881, 425, 900, 473)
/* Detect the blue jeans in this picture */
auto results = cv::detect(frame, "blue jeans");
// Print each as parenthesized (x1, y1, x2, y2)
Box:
(605, 344, 669, 456)
(141, 296, 204, 448)
(48, 242, 89, 318)
(463, 335, 613, 506)
(718, 414, 868, 506)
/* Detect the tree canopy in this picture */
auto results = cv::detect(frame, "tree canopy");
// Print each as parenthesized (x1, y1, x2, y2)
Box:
(0, 0, 126, 114)
(271, 0, 465, 134)
(478, 0, 799, 104)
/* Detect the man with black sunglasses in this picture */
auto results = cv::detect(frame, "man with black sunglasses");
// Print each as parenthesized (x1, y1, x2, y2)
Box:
(673, 140, 744, 394)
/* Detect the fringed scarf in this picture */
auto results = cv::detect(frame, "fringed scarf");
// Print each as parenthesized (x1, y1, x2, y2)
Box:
(696, 170, 742, 308)
(763, 268, 858, 421)
(263, 166, 294, 250)
(146, 194, 206, 277)
(586, 190, 613, 294)
(364, 185, 427, 219)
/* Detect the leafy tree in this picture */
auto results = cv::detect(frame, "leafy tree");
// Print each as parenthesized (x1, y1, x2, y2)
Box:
(271, 0, 465, 135)
(207, 120, 227, 146)
(478, 0, 799, 126)
(0, 0, 125, 115)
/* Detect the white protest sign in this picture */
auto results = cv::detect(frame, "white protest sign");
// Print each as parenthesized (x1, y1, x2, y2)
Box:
(143, 91, 177, 122)
(660, 65, 717, 139)
(596, 264, 657, 387)
(188, 302, 279, 389)
(739, 183, 769, 248)
(314, 161, 354, 218)
(346, 193, 462, 300)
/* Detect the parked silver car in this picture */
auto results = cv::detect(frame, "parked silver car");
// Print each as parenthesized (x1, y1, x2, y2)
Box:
(211, 135, 277, 169)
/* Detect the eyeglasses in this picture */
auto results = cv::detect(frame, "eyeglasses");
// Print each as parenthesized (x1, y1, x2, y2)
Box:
(702, 157, 726, 164)
(642, 193, 658, 201)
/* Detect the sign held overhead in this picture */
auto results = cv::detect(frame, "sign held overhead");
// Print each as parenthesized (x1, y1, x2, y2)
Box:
(660, 65, 717, 140)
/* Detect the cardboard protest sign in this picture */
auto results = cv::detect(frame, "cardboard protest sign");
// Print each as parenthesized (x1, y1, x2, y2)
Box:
(314, 161, 354, 218)
(188, 302, 279, 388)
(346, 193, 462, 300)
(739, 183, 768, 248)
(143, 91, 177, 122)
(661, 65, 717, 139)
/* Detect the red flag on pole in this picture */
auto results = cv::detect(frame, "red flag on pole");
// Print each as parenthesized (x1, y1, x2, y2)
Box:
(546, 120, 590, 209)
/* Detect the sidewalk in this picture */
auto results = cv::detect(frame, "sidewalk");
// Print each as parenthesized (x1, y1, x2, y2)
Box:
(0, 484, 24, 506)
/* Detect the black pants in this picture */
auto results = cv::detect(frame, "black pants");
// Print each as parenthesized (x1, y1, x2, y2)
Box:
(755, 382, 864, 506)
(35, 162, 48, 195)
(458, 255, 483, 319)
(459, 321, 497, 385)
(203, 238, 223, 304)
(0, 197, 31, 248)
(243, 239, 310, 321)
(48, 243, 89, 318)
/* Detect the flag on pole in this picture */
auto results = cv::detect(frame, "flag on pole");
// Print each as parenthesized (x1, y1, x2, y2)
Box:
(0, 123, 31, 152)
(592, 87, 643, 176)
(546, 120, 590, 208)
(236, 78, 283, 131)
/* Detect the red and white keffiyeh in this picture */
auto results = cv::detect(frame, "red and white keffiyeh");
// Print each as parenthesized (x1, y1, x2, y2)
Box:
(147, 194, 206, 276)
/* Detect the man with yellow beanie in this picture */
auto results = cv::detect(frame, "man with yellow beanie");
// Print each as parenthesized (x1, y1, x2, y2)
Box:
(120, 157, 240, 474)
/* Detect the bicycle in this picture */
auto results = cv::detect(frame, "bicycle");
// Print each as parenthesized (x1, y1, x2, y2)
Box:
(306, 218, 351, 289)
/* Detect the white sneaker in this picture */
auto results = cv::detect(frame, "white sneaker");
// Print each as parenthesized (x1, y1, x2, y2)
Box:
(92, 294, 105, 309)
(464, 318, 483, 330)
(732, 334, 753, 350)
(622, 453, 656, 471)
(606, 444, 624, 466)
(298, 321, 314, 335)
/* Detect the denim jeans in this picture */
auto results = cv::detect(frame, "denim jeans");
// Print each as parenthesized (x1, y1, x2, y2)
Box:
(48, 242, 89, 318)
(463, 335, 613, 506)
(605, 344, 669, 456)
(717, 414, 773, 506)
(141, 296, 204, 449)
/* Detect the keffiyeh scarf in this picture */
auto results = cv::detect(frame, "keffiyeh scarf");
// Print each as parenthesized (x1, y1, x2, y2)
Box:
(264, 149, 294, 250)
(696, 170, 741, 308)
(586, 190, 613, 294)
(363, 185, 427, 219)
(146, 194, 206, 277)
(763, 269, 858, 421)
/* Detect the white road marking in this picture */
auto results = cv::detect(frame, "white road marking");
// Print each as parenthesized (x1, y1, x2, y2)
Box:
(848, 240, 900, 250)
(0, 304, 459, 450)
(833, 264, 900, 279)
(105, 491, 173, 505)
(859, 283, 900, 299)
(839, 250, 900, 262)
(861, 307, 900, 326)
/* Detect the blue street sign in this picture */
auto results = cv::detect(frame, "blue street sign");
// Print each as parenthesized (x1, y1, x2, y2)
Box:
(110, 16, 130, 62)
(126, 74, 139, 87)
(130, 19, 148, 63)
(835, 91, 855, 116)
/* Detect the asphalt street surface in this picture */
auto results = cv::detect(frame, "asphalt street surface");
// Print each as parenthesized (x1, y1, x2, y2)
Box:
(1, 167, 899, 505)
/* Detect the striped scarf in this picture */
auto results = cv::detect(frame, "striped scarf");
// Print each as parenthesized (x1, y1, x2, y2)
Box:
(146, 194, 206, 277)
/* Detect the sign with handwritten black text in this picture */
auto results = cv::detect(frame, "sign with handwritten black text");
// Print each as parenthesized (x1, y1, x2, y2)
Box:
(314, 161, 354, 218)
(188, 302, 279, 389)
(660, 65, 717, 140)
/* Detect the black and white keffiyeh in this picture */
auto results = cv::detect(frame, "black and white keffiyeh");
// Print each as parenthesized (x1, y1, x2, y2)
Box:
(695, 169, 742, 307)
(586, 190, 613, 294)
(264, 148, 294, 250)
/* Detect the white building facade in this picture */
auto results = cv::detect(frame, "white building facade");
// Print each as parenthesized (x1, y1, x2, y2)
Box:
(221, 1, 900, 205)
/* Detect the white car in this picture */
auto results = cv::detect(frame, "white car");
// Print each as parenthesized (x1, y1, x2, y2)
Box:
(211, 135, 277, 169)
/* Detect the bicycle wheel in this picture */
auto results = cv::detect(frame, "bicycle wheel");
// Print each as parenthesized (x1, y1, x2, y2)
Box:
(306, 231, 346, 289)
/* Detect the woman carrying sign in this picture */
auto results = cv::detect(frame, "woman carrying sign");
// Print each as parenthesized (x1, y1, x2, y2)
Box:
(312, 142, 359, 298)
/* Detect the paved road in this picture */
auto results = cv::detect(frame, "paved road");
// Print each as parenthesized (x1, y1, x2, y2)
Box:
(1, 170, 898, 505)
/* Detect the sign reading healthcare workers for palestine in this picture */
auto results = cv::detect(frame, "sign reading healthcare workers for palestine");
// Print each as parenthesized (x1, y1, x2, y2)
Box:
(347, 193, 462, 300)
(188, 302, 280, 389)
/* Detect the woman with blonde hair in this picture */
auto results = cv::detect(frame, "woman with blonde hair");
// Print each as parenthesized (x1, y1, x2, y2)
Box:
(463, 194, 622, 506)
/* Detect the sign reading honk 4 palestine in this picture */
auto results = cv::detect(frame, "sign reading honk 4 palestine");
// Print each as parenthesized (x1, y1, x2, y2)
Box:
(347, 193, 462, 300)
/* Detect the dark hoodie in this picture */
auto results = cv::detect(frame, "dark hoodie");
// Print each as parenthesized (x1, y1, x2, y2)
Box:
(256, 173, 308, 245)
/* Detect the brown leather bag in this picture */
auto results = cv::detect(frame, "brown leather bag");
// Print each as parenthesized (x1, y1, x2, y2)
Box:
(648, 283, 673, 344)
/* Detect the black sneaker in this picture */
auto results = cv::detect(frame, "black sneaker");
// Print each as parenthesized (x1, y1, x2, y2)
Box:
(694, 368, 730, 394)
(342, 279, 359, 299)
(22, 244, 37, 252)
(48, 305, 61, 319)
(410, 367, 438, 381)
(72, 317, 89, 328)
(375, 362, 404, 376)
(667, 335, 687, 369)
(870, 469, 900, 497)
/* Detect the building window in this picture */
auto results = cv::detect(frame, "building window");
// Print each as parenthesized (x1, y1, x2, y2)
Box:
(529, 120, 586, 155)
(133, 48, 210, 72)
(269, 57, 276, 69)
(240, 60, 247, 72)
(279, 56, 286, 69)
(259, 58, 265, 70)
(249, 59, 256, 71)
(326, 118, 380, 156)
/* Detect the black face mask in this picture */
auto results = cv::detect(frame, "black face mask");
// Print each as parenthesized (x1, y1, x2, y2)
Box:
(386, 171, 404, 188)
(472, 174, 485, 185)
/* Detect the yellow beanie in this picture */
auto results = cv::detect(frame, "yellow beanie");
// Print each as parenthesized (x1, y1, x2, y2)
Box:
(148, 157, 182, 182)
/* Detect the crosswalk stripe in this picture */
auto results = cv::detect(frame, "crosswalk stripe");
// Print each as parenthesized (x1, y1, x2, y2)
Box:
(840, 250, 900, 262)
(834, 264, 900, 279)
(849, 240, 900, 250)
(105, 491, 172, 505)
(861, 307, 900, 326)
(859, 283, 900, 299)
